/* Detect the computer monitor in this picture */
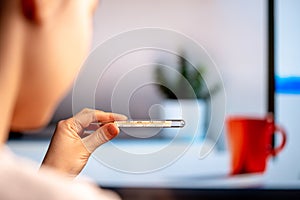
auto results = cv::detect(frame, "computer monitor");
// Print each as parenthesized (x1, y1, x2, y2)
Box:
(273, 0, 300, 185)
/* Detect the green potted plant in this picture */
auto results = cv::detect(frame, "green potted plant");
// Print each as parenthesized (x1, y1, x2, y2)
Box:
(155, 50, 220, 139)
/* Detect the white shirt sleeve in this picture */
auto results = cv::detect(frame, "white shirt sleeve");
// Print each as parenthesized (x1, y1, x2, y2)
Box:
(0, 147, 121, 200)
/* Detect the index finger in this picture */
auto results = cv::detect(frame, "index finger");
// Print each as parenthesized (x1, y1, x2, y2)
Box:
(73, 108, 127, 130)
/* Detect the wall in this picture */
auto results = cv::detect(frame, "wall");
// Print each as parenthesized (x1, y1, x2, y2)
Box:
(52, 0, 268, 148)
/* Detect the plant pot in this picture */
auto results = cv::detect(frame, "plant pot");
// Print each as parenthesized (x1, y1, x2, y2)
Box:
(160, 99, 206, 141)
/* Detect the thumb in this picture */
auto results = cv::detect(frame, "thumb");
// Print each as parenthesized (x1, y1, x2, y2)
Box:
(81, 123, 119, 153)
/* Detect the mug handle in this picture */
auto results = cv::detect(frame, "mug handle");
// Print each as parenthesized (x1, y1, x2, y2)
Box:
(270, 125, 287, 156)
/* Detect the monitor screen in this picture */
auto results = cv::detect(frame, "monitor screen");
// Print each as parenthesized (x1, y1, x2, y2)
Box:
(273, 0, 300, 183)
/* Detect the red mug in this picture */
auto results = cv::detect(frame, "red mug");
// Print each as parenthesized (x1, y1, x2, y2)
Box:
(226, 115, 286, 175)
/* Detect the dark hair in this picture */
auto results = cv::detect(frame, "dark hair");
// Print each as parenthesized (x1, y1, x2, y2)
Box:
(0, 1, 8, 18)
(0, 1, 11, 27)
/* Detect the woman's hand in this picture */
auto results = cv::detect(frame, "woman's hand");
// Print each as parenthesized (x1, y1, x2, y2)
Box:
(41, 108, 127, 177)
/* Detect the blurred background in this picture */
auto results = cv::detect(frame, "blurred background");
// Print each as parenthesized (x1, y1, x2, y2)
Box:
(51, 0, 267, 148)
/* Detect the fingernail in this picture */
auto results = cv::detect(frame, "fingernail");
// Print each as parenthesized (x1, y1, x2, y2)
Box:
(114, 113, 128, 120)
(107, 124, 119, 139)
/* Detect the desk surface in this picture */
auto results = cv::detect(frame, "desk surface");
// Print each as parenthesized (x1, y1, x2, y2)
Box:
(7, 139, 300, 190)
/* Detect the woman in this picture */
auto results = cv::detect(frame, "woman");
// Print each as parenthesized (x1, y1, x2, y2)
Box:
(0, 0, 126, 199)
